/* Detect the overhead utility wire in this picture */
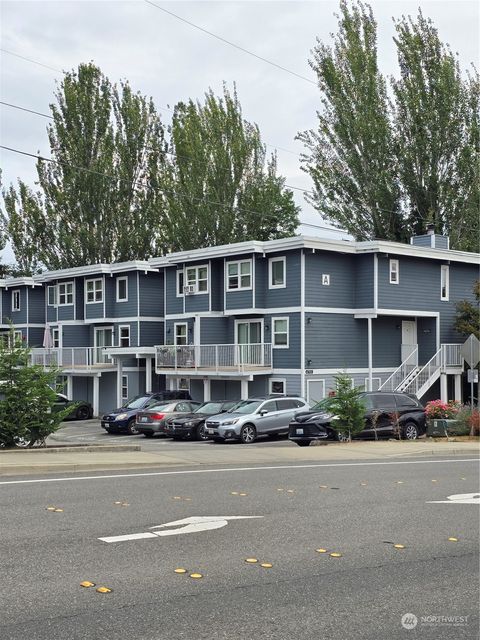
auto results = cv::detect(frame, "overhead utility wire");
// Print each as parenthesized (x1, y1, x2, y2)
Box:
(143, 1, 317, 86)
(0, 48, 62, 73)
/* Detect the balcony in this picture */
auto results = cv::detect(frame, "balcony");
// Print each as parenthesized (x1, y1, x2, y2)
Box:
(155, 343, 273, 376)
(30, 347, 116, 372)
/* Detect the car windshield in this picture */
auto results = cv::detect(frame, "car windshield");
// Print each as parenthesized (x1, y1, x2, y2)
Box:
(147, 403, 173, 412)
(195, 402, 224, 414)
(123, 395, 152, 409)
(228, 400, 263, 414)
(311, 398, 334, 411)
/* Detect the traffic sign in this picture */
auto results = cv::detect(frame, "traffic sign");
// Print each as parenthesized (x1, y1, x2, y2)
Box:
(460, 334, 480, 368)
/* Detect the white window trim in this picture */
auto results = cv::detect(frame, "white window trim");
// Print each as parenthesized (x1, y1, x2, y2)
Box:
(234, 318, 264, 345)
(12, 290, 21, 312)
(272, 316, 289, 349)
(13, 329, 23, 343)
(85, 278, 104, 304)
(94, 326, 114, 348)
(389, 259, 399, 285)
(58, 281, 74, 306)
(306, 378, 326, 404)
(269, 378, 286, 395)
(118, 325, 131, 347)
(116, 277, 128, 303)
(176, 269, 185, 297)
(185, 264, 209, 295)
(121, 374, 128, 402)
(268, 256, 286, 289)
(364, 377, 381, 392)
(47, 285, 57, 307)
(226, 259, 253, 292)
(174, 322, 188, 345)
(440, 265, 449, 301)
(52, 327, 61, 349)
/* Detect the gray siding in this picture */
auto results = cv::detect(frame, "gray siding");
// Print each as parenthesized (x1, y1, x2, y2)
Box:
(85, 302, 104, 319)
(165, 267, 183, 315)
(266, 312, 301, 369)
(28, 287, 45, 323)
(305, 251, 356, 308)
(225, 290, 253, 310)
(417, 317, 437, 363)
(200, 317, 230, 344)
(75, 278, 84, 319)
(210, 258, 224, 311)
(210, 380, 241, 401)
(190, 379, 204, 402)
(62, 325, 91, 347)
(139, 272, 163, 316)
(263, 250, 302, 309)
(305, 314, 368, 369)
(185, 293, 209, 313)
(354, 254, 374, 308)
(371, 316, 403, 368)
(28, 327, 45, 347)
(139, 322, 164, 346)
(6, 287, 27, 324)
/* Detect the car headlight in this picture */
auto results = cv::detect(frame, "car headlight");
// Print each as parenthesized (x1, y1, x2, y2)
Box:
(184, 421, 195, 427)
(221, 418, 238, 426)
(115, 413, 128, 421)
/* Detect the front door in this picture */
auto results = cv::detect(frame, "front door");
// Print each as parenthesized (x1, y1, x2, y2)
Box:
(94, 328, 113, 364)
(236, 321, 262, 365)
(401, 320, 417, 362)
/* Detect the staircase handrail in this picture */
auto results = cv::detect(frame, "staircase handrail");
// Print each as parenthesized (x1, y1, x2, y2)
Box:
(402, 346, 443, 396)
(379, 346, 418, 392)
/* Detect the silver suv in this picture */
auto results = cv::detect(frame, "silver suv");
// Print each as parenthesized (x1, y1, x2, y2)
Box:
(205, 396, 310, 444)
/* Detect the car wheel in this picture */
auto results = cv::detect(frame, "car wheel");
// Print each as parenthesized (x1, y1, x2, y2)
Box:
(295, 440, 311, 447)
(75, 405, 90, 421)
(402, 422, 419, 440)
(240, 424, 256, 444)
(143, 432, 154, 438)
(195, 424, 210, 441)
(126, 419, 140, 435)
(336, 431, 350, 442)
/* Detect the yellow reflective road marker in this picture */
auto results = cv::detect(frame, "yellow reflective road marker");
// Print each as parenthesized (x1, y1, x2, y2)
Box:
(174, 568, 187, 574)
(460, 477, 466, 480)
(393, 544, 405, 549)
(448, 537, 458, 542)
(286, 489, 295, 494)
(319, 485, 328, 489)
(96, 586, 112, 593)
(329, 552, 342, 558)
(360, 482, 368, 486)
(54, 508, 64, 512)
(46, 506, 56, 511)
(189, 573, 203, 579)
(172, 496, 182, 500)
(121, 502, 129, 507)
(260, 562, 273, 568)
(80, 581, 95, 588)
(239, 493, 248, 497)
(396, 481, 404, 484)
(431, 479, 438, 483)
(245, 558, 258, 564)
(113, 501, 122, 505)
(316, 548, 328, 554)
(276, 488, 284, 491)
(230, 492, 239, 495)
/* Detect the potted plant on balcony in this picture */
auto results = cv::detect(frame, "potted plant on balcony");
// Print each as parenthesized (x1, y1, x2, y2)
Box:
(425, 400, 461, 438)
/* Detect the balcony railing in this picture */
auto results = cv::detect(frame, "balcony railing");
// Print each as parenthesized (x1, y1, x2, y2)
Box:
(31, 347, 115, 370)
(155, 343, 272, 374)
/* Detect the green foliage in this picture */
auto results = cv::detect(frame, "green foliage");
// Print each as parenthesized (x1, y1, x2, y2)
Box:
(454, 281, 480, 340)
(0, 329, 71, 447)
(328, 373, 366, 440)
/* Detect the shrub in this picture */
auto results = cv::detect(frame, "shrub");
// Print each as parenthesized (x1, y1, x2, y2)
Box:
(328, 373, 366, 441)
(425, 399, 460, 420)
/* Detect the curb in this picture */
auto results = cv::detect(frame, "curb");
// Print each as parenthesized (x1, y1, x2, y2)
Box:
(0, 445, 142, 454)
(0, 461, 188, 477)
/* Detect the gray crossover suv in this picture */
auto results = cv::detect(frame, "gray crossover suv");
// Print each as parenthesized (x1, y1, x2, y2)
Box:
(205, 396, 310, 443)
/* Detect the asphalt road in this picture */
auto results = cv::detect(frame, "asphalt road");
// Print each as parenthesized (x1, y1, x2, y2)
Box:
(0, 457, 478, 640)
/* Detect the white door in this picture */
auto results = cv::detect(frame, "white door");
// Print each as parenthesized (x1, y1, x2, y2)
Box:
(95, 328, 113, 364)
(307, 379, 325, 405)
(236, 321, 262, 364)
(401, 321, 417, 363)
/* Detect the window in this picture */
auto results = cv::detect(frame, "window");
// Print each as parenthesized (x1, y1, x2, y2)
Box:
(226, 260, 252, 291)
(178, 378, 190, 390)
(58, 282, 74, 306)
(118, 325, 130, 347)
(121, 375, 128, 402)
(441, 265, 449, 301)
(52, 328, 60, 348)
(389, 259, 399, 284)
(175, 323, 188, 345)
(269, 379, 286, 395)
(47, 286, 57, 306)
(116, 277, 128, 302)
(176, 270, 184, 296)
(260, 400, 278, 413)
(185, 265, 208, 293)
(269, 257, 286, 289)
(364, 377, 381, 392)
(56, 375, 68, 393)
(13, 329, 23, 344)
(272, 317, 289, 348)
(12, 290, 20, 311)
(85, 278, 103, 303)
(372, 393, 396, 410)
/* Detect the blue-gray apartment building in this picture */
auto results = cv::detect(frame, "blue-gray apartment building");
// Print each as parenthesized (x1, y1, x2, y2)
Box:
(1, 229, 478, 416)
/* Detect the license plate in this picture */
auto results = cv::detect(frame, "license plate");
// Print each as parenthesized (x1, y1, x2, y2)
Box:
(207, 429, 214, 434)
(140, 416, 148, 422)
(296, 428, 304, 435)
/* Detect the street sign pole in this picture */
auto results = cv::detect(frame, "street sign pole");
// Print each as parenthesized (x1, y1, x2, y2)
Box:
(460, 334, 480, 409)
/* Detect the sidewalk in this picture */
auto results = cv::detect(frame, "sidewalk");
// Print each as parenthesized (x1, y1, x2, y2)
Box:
(0, 439, 478, 476)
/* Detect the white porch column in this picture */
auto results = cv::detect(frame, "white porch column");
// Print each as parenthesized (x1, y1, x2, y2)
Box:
(203, 378, 211, 401)
(367, 317, 373, 392)
(145, 357, 153, 393)
(454, 374, 462, 403)
(66, 375, 73, 400)
(241, 379, 248, 399)
(168, 376, 176, 391)
(93, 375, 100, 417)
(440, 373, 448, 402)
(116, 358, 123, 408)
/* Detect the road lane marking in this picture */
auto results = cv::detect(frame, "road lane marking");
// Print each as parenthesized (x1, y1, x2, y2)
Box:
(427, 492, 480, 504)
(1, 458, 478, 486)
(99, 515, 263, 543)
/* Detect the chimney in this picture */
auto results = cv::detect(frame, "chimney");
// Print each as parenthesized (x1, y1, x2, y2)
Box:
(410, 225, 449, 250)
(426, 223, 435, 236)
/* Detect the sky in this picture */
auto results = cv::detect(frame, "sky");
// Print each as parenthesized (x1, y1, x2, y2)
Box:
(0, 0, 478, 264)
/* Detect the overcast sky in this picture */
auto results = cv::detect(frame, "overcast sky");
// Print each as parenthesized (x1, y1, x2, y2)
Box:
(0, 0, 478, 262)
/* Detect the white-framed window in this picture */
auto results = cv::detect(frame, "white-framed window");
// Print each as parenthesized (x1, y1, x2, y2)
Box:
(268, 257, 286, 289)
(389, 259, 399, 284)
(441, 265, 449, 301)
(176, 270, 184, 297)
(52, 327, 60, 348)
(58, 282, 74, 306)
(85, 278, 103, 303)
(121, 375, 128, 402)
(118, 325, 130, 347)
(178, 378, 190, 391)
(185, 265, 209, 294)
(364, 377, 381, 392)
(174, 323, 188, 345)
(56, 374, 68, 394)
(269, 378, 286, 395)
(272, 317, 289, 348)
(12, 290, 20, 311)
(13, 329, 23, 344)
(116, 277, 128, 302)
(226, 260, 252, 291)
(47, 286, 57, 306)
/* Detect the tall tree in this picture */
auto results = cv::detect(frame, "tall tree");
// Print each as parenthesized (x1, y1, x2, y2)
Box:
(2, 63, 169, 270)
(392, 11, 477, 246)
(298, 0, 402, 241)
(164, 86, 299, 251)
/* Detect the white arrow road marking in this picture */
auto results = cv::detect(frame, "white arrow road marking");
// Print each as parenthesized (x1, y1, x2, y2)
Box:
(99, 515, 263, 543)
(427, 493, 480, 505)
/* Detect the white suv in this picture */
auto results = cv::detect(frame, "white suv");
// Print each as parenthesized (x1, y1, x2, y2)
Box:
(205, 396, 310, 443)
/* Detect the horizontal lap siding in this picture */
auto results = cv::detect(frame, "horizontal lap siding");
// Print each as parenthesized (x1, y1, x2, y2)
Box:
(62, 325, 91, 347)
(139, 322, 164, 346)
(263, 250, 301, 309)
(28, 327, 45, 347)
(185, 294, 209, 313)
(254, 257, 266, 308)
(200, 317, 230, 344)
(165, 318, 194, 344)
(139, 272, 163, 316)
(417, 317, 437, 363)
(165, 268, 182, 315)
(75, 278, 84, 319)
(266, 312, 301, 368)
(354, 255, 374, 308)
(85, 302, 103, 319)
(305, 314, 367, 369)
(372, 316, 403, 367)
(28, 288, 45, 323)
(7, 288, 27, 324)
(226, 290, 252, 310)
(210, 380, 241, 401)
(305, 252, 355, 308)
(210, 258, 224, 311)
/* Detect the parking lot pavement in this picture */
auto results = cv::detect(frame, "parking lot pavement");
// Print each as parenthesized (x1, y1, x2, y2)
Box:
(0, 457, 478, 640)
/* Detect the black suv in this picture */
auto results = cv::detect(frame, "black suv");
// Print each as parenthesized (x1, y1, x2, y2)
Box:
(164, 400, 238, 441)
(288, 392, 426, 446)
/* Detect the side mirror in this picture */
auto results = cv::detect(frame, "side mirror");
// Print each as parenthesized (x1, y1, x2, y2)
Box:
(260, 409, 269, 416)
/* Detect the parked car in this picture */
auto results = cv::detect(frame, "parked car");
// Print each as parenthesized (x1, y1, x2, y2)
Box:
(136, 400, 202, 437)
(54, 393, 93, 421)
(205, 396, 310, 443)
(288, 392, 426, 446)
(101, 390, 192, 435)
(164, 400, 238, 441)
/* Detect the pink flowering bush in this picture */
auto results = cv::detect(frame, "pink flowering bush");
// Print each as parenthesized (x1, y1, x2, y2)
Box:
(425, 400, 460, 420)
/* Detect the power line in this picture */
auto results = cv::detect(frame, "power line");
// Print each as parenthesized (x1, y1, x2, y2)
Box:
(143, 0, 317, 86)
(0, 100, 53, 120)
(0, 48, 63, 73)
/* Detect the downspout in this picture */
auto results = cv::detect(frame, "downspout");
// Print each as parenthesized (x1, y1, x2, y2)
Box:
(300, 249, 305, 399)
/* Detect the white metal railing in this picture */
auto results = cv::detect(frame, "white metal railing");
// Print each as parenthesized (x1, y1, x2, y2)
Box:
(155, 343, 273, 373)
(31, 347, 114, 370)
(379, 346, 419, 392)
(402, 347, 443, 397)
(441, 344, 463, 368)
